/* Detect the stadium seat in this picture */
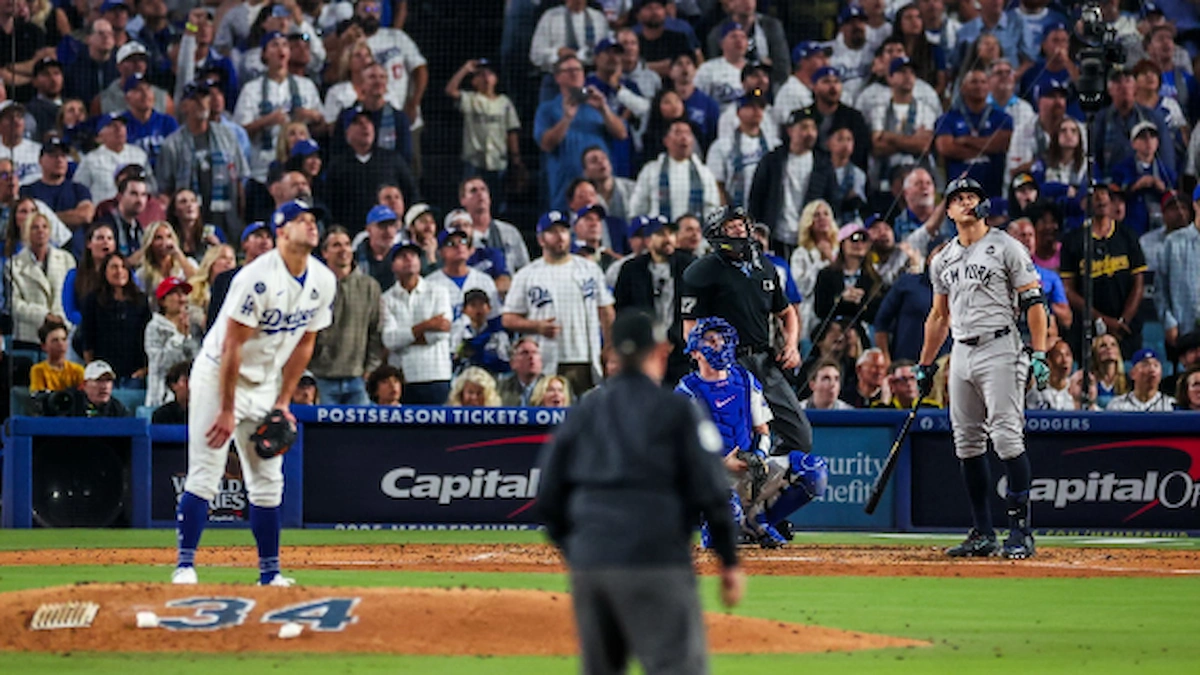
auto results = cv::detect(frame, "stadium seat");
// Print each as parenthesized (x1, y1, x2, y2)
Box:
(112, 389, 147, 413)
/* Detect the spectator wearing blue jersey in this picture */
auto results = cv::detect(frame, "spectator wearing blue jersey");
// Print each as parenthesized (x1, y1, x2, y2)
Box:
(21, 137, 95, 231)
(1092, 67, 1175, 183)
(1112, 122, 1177, 235)
(119, 73, 178, 171)
(668, 53, 719, 149)
(935, 63, 1013, 197)
(535, 55, 627, 210)
(1016, 21, 1076, 103)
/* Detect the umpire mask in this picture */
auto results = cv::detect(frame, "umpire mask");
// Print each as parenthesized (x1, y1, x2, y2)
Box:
(704, 206, 753, 261)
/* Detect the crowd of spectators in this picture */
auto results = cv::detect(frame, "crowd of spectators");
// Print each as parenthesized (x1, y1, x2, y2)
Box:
(2, 0, 1200, 421)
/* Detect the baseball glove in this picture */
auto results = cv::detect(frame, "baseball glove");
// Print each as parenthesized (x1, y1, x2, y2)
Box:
(250, 409, 297, 459)
(737, 450, 769, 502)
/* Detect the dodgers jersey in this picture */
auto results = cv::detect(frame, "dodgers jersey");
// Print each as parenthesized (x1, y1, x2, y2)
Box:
(929, 228, 1041, 340)
(199, 250, 337, 385)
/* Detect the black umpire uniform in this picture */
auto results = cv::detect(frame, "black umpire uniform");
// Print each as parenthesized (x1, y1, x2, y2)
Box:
(536, 310, 739, 675)
(680, 211, 814, 455)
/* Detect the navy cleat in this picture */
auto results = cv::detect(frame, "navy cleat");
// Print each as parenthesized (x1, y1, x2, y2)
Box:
(774, 519, 795, 541)
(946, 528, 999, 557)
(1001, 529, 1036, 559)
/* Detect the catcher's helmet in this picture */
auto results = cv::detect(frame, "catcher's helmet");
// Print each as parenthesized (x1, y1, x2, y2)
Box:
(945, 177, 991, 219)
(686, 317, 739, 371)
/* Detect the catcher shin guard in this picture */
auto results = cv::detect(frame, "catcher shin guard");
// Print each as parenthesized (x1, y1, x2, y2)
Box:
(763, 452, 828, 524)
(251, 409, 298, 458)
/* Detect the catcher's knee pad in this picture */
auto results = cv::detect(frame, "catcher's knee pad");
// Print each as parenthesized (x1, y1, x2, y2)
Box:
(728, 489, 746, 527)
(788, 452, 828, 499)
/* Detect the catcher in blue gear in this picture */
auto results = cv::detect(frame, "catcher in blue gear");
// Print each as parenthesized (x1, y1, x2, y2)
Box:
(676, 318, 829, 548)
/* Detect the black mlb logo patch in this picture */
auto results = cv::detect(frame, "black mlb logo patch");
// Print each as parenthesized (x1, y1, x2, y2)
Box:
(762, 279, 776, 292)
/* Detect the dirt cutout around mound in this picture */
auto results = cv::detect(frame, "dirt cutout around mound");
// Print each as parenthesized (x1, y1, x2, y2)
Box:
(2, 543, 1198, 578)
(0, 583, 928, 656)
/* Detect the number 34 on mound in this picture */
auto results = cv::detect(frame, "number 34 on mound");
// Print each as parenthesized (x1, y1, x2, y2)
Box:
(156, 597, 360, 632)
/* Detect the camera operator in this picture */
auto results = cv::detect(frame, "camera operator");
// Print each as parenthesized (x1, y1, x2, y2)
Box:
(66, 360, 130, 418)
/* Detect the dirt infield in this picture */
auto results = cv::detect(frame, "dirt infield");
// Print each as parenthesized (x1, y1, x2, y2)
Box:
(0, 583, 928, 656)
(2, 543, 1198, 578)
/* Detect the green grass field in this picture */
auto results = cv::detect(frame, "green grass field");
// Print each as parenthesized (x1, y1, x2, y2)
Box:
(1, 530, 1198, 674)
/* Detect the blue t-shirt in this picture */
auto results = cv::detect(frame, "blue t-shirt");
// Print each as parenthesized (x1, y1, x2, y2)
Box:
(1036, 265, 1067, 306)
(1111, 155, 1177, 235)
(120, 110, 179, 170)
(534, 95, 611, 210)
(21, 180, 92, 213)
(937, 104, 1013, 196)
(682, 89, 720, 148)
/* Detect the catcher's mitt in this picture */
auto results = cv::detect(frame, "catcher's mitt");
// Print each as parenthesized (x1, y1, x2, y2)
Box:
(737, 450, 768, 502)
(251, 409, 297, 459)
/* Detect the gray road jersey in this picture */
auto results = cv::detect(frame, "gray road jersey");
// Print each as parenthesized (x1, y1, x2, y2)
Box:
(930, 228, 1041, 339)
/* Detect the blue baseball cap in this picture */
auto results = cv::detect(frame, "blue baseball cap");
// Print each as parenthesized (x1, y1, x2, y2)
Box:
(437, 228, 471, 248)
(272, 199, 319, 228)
(536, 210, 571, 234)
(366, 204, 398, 227)
(574, 203, 606, 220)
(1141, 3, 1164, 18)
(290, 138, 320, 158)
(1040, 21, 1069, 42)
(810, 65, 840, 85)
(889, 57, 914, 76)
(1191, 184, 1200, 203)
(181, 79, 212, 99)
(737, 87, 768, 108)
(1131, 348, 1160, 367)
(95, 113, 126, 131)
(122, 72, 148, 93)
(100, 0, 129, 13)
(241, 221, 272, 243)
(720, 21, 747, 39)
(261, 30, 287, 50)
(1034, 78, 1069, 99)
(838, 4, 867, 25)
(629, 214, 670, 238)
(862, 213, 887, 230)
(791, 40, 831, 64)
(594, 36, 623, 53)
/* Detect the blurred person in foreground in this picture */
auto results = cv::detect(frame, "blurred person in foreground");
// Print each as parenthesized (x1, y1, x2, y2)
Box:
(536, 309, 743, 675)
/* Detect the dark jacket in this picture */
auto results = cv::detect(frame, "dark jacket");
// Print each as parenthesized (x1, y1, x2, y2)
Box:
(813, 264, 884, 327)
(536, 370, 737, 570)
(151, 400, 187, 424)
(325, 151, 419, 237)
(748, 146, 839, 233)
(67, 389, 129, 418)
(613, 250, 695, 383)
(81, 293, 151, 378)
(817, 103, 872, 172)
(873, 271, 935, 364)
(206, 266, 240, 331)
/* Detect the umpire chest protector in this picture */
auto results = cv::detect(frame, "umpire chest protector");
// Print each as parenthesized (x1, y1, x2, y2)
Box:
(681, 253, 784, 352)
(678, 367, 755, 453)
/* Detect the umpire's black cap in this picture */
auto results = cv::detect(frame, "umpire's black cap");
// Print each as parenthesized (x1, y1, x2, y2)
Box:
(611, 309, 664, 357)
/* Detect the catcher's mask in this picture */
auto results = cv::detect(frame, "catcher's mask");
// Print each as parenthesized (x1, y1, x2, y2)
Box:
(687, 317, 739, 371)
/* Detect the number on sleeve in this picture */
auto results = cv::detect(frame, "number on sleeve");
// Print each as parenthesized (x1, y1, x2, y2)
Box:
(262, 598, 359, 632)
(158, 597, 255, 631)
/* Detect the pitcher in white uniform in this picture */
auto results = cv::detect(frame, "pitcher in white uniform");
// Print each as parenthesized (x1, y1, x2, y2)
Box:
(172, 199, 336, 586)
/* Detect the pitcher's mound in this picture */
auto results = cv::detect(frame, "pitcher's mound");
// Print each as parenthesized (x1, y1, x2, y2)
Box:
(0, 583, 927, 656)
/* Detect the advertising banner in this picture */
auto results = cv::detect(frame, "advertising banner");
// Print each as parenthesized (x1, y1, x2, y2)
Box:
(910, 413, 1200, 531)
(150, 442, 250, 524)
(301, 418, 550, 526)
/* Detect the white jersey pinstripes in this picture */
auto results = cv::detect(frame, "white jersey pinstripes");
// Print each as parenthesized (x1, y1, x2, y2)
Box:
(929, 228, 1041, 340)
(424, 267, 500, 321)
(199, 250, 336, 385)
(501, 255, 613, 376)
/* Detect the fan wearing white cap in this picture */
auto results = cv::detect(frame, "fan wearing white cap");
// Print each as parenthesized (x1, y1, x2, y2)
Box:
(1110, 120, 1175, 235)
(173, 198, 335, 587)
(97, 41, 172, 117)
(64, 360, 129, 418)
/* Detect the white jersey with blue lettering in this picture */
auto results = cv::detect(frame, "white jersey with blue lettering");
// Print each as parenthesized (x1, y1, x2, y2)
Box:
(199, 250, 337, 386)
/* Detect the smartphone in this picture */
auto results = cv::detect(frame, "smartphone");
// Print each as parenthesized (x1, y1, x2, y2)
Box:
(203, 224, 216, 240)
(570, 86, 590, 104)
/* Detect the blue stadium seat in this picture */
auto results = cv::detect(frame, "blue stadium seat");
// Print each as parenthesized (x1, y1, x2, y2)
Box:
(135, 405, 156, 420)
(112, 389, 147, 413)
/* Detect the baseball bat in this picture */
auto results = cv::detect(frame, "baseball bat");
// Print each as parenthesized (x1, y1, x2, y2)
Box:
(864, 403, 920, 515)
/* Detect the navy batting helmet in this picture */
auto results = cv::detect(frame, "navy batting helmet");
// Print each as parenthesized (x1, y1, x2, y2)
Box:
(945, 177, 991, 219)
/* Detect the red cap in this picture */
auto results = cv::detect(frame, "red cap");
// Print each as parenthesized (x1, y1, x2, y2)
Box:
(155, 277, 193, 301)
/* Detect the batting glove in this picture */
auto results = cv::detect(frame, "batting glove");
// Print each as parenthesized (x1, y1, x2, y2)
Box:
(916, 363, 938, 399)
(1030, 351, 1050, 391)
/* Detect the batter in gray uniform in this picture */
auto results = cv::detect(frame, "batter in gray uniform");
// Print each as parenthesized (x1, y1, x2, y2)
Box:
(916, 178, 1050, 560)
